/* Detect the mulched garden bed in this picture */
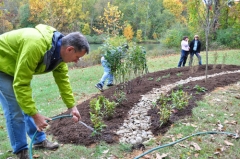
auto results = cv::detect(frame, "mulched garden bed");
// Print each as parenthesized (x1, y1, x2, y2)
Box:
(47, 64, 240, 146)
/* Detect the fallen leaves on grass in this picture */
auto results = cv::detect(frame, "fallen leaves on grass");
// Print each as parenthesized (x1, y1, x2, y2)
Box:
(33, 154, 40, 158)
(177, 143, 187, 148)
(155, 152, 168, 159)
(216, 122, 226, 131)
(224, 120, 237, 125)
(224, 140, 234, 146)
(182, 122, 198, 127)
(234, 95, 240, 99)
(176, 134, 183, 139)
(190, 142, 201, 151)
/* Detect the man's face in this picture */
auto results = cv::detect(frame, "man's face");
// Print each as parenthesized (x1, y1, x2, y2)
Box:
(61, 46, 86, 63)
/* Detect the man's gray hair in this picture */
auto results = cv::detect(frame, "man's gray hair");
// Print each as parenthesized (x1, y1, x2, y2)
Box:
(62, 32, 90, 54)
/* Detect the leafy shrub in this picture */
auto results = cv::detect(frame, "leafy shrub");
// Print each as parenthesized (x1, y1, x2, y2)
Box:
(157, 94, 171, 127)
(156, 89, 191, 127)
(216, 28, 240, 48)
(112, 90, 127, 104)
(193, 85, 207, 93)
(209, 41, 228, 51)
(160, 23, 190, 48)
(171, 90, 190, 110)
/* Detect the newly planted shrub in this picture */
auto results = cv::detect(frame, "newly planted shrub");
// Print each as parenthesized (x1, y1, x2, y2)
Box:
(90, 112, 106, 136)
(89, 97, 105, 135)
(162, 73, 170, 79)
(171, 90, 191, 110)
(193, 85, 207, 93)
(156, 77, 161, 82)
(158, 94, 171, 127)
(221, 53, 228, 69)
(103, 100, 117, 118)
(89, 95, 117, 135)
(176, 72, 183, 77)
(213, 51, 218, 69)
(100, 41, 148, 85)
(112, 90, 127, 104)
(148, 77, 154, 81)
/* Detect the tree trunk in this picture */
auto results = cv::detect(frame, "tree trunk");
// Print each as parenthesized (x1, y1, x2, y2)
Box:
(205, 3, 211, 82)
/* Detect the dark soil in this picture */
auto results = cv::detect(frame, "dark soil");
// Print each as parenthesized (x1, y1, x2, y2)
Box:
(47, 64, 240, 146)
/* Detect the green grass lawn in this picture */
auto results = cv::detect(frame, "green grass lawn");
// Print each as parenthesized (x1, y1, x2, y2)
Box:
(0, 50, 240, 158)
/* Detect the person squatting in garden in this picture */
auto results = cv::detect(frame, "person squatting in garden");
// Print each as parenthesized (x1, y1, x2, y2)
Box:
(95, 44, 129, 92)
(189, 35, 202, 66)
(177, 36, 190, 67)
(0, 24, 89, 159)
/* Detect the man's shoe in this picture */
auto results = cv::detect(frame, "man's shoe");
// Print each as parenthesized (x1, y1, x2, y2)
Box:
(16, 149, 29, 159)
(95, 83, 103, 92)
(33, 139, 59, 150)
(106, 83, 114, 87)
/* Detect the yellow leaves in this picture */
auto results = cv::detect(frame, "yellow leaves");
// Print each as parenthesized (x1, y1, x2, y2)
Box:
(67, 9, 71, 13)
(155, 153, 168, 159)
(136, 29, 142, 42)
(224, 140, 234, 146)
(28, 0, 86, 31)
(123, 24, 134, 41)
(100, 2, 122, 36)
(163, 0, 184, 22)
(190, 142, 201, 151)
(82, 23, 91, 35)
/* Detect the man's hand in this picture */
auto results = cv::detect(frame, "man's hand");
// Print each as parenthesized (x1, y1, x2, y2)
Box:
(32, 113, 52, 131)
(70, 106, 81, 122)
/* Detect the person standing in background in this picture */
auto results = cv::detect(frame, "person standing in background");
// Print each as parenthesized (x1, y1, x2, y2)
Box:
(177, 36, 190, 67)
(189, 35, 202, 66)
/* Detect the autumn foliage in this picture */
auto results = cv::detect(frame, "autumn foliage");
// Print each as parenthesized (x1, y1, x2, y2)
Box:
(123, 24, 134, 41)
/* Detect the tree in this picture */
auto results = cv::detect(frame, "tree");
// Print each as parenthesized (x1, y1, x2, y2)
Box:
(82, 23, 91, 35)
(19, 3, 35, 27)
(136, 29, 142, 42)
(99, 2, 123, 36)
(163, 0, 185, 23)
(29, 0, 88, 32)
(0, 0, 13, 34)
(123, 24, 134, 41)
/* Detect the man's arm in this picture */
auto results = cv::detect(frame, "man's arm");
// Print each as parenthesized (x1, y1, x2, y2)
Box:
(52, 63, 81, 121)
(52, 63, 75, 108)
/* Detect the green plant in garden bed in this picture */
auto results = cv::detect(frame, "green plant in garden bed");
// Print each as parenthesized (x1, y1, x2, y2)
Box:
(100, 39, 148, 84)
(193, 85, 207, 93)
(156, 89, 191, 127)
(148, 77, 154, 81)
(156, 77, 161, 82)
(177, 84, 183, 90)
(89, 97, 105, 135)
(89, 112, 106, 136)
(89, 95, 117, 135)
(157, 94, 172, 127)
(112, 90, 127, 105)
(103, 99, 117, 118)
(162, 73, 170, 79)
(176, 72, 183, 77)
(171, 89, 191, 110)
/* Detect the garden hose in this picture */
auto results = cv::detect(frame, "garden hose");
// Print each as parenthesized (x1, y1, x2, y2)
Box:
(134, 131, 238, 159)
(29, 114, 73, 159)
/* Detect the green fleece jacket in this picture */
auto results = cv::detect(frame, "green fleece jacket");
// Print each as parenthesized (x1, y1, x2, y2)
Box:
(0, 24, 75, 116)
